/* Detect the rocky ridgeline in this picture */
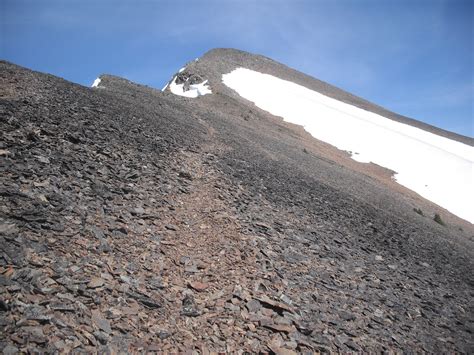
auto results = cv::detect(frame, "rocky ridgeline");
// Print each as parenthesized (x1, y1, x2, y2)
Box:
(1, 57, 473, 353)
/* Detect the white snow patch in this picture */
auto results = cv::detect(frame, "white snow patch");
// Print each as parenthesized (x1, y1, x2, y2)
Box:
(169, 76, 212, 98)
(91, 78, 101, 88)
(178, 67, 186, 73)
(222, 68, 474, 223)
(162, 82, 169, 92)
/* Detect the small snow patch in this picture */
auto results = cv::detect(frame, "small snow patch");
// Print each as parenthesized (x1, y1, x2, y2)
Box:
(169, 76, 212, 98)
(91, 78, 101, 88)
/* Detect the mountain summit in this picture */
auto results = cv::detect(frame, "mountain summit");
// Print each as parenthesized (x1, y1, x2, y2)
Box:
(1, 49, 473, 353)
(163, 48, 474, 223)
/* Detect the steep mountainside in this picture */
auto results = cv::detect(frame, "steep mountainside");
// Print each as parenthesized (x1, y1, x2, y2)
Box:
(1, 50, 473, 353)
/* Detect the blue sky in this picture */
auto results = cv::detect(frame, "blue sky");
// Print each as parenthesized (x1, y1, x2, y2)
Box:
(1, 0, 473, 137)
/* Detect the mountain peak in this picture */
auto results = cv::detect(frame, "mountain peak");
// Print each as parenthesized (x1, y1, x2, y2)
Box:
(2, 54, 473, 353)
(160, 49, 474, 222)
(166, 49, 474, 145)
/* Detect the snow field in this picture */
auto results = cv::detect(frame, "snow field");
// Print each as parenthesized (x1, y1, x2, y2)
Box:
(223, 68, 474, 223)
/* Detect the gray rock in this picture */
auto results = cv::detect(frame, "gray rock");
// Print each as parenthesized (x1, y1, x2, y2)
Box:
(246, 299, 262, 313)
(2, 345, 19, 355)
(92, 312, 112, 334)
(182, 294, 200, 317)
